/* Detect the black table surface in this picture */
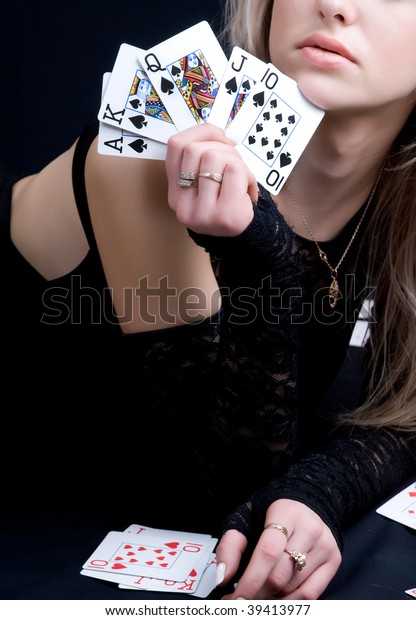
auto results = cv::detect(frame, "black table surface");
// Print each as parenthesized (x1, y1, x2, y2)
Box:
(1, 475, 415, 601)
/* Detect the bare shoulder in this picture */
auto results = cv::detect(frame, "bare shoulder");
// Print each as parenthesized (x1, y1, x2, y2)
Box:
(10, 140, 89, 280)
(85, 139, 220, 333)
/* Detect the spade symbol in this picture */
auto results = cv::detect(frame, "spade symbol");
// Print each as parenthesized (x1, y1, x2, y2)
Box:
(255, 123, 264, 133)
(263, 111, 270, 121)
(130, 115, 148, 130)
(274, 139, 281, 148)
(252, 91, 265, 107)
(270, 99, 278, 109)
(266, 151, 274, 161)
(171, 65, 181, 77)
(288, 115, 296, 124)
(281, 127, 288, 136)
(161, 77, 175, 95)
(225, 77, 238, 94)
(129, 138, 148, 154)
(275, 113, 283, 122)
(280, 152, 292, 167)
(248, 135, 256, 145)
(242, 79, 251, 92)
(130, 99, 142, 110)
(261, 137, 269, 146)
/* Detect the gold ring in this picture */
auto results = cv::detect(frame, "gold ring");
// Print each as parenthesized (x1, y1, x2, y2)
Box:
(177, 178, 198, 188)
(198, 172, 223, 184)
(264, 523, 289, 538)
(284, 549, 307, 571)
(179, 171, 197, 181)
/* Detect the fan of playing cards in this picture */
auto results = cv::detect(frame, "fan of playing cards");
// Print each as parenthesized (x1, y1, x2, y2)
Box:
(81, 523, 218, 597)
(97, 20, 325, 195)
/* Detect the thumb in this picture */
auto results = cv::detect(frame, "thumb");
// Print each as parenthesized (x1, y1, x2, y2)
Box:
(215, 529, 248, 588)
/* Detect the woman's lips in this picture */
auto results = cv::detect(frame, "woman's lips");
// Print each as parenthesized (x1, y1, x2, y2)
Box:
(298, 35, 357, 68)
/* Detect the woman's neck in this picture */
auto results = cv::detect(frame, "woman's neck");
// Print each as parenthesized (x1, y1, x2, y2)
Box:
(274, 108, 406, 241)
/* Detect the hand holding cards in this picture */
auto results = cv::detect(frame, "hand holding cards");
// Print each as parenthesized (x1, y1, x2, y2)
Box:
(81, 523, 218, 598)
(97, 21, 325, 195)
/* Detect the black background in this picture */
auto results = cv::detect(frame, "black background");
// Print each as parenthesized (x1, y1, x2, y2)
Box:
(1, 2, 415, 600)
(0, 0, 222, 174)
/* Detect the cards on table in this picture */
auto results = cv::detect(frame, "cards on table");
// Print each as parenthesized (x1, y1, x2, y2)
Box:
(97, 20, 325, 193)
(81, 523, 218, 598)
(376, 480, 416, 530)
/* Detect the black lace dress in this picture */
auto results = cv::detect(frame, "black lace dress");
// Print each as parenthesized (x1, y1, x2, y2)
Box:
(1, 124, 415, 550)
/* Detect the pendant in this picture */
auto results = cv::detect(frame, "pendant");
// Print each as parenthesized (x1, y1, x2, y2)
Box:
(329, 277, 340, 309)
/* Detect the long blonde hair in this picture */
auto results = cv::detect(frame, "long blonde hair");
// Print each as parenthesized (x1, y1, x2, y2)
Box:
(222, 0, 416, 431)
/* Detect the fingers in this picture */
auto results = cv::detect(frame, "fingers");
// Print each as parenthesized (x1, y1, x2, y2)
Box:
(278, 561, 340, 600)
(221, 499, 342, 601)
(165, 123, 258, 237)
(230, 524, 291, 599)
(215, 529, 247, 588)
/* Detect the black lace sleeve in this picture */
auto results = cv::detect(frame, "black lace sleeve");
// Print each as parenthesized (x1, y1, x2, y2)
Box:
(223, 424, 416, 549)
(185, 188, 304, 510)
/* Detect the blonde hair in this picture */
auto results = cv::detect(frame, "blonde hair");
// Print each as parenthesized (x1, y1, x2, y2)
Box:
(222, 0, 416, 431)
(220, 0, 274, 60)
(350, 123, 416, 432)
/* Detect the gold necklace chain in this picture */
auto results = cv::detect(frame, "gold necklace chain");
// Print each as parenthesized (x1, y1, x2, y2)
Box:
(286, 169, 382, 309)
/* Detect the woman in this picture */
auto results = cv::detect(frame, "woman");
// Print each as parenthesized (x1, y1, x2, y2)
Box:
(165, 0, 416, 599)
(2, 0, 416, 600)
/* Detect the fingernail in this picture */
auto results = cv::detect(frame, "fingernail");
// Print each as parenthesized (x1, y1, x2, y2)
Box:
(236, 597, 246, 600)
(215, 562, 226, 586)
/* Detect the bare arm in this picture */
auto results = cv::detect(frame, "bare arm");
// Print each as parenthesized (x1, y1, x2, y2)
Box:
(10, 132, 220, 333)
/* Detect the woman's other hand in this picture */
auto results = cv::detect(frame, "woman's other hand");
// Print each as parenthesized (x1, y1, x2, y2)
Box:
(216, 499, 342, 600)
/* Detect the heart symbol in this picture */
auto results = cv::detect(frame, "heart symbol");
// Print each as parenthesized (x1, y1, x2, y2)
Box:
(112, 563, 127, 570)
(159, 563, 168, 567)
(168, 551, 177, 555)
(146, 561, 155, 565)
(127, 552, 135, 556)
(154, 549, 163, 554)
(137, 546, 147, 551)
(129, 559, 138, 563)
(190, 569, 197, 577)
(156, 556, 165, 561)
(165, 542, 179, 549)
(115, 556, 123, 560)
(124, 545, 133, 549)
